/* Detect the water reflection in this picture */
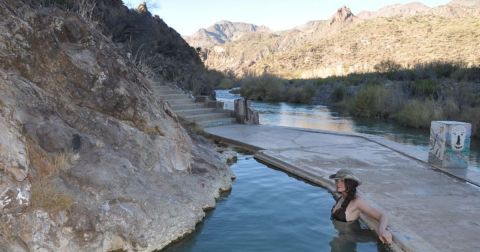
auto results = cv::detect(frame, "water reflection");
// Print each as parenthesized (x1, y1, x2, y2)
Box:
(330, 220, 386, 252)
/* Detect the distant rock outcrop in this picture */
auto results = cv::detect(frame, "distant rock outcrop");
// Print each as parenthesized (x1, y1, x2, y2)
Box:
(136, 1, 149, 14)
(330, 6, 357, 25)
(185, 20, 271, 49)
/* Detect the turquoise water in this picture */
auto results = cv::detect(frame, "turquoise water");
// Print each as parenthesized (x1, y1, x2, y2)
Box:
(164, 155, 388, 252)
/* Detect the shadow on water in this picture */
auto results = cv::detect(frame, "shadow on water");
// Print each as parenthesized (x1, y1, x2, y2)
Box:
(162, 155, 391, 252)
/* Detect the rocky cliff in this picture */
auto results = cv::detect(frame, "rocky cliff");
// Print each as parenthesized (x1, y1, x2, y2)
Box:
(0, 0, 233, 251)
(200, 4, 480, 78)
(92, 0, 212, 94)
(185, 20, 271, 49)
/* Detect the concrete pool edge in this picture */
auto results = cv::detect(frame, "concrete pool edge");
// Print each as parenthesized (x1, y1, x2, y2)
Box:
(203, 124, 478, 252)
(283, 126, 480, 187)
(204, 129, 410, 252)
(254, 151, 436, 252)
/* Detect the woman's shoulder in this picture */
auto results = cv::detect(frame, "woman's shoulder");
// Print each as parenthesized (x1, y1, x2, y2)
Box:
(350, 195, 366, 207)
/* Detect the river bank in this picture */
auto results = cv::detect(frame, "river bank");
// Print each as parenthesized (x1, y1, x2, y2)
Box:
(234, 64, 480, 137)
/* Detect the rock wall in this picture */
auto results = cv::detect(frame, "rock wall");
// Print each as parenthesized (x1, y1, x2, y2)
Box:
(0, 1, 233, 251)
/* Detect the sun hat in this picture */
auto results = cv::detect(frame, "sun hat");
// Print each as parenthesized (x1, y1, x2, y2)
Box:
(329, 168, 361, 185)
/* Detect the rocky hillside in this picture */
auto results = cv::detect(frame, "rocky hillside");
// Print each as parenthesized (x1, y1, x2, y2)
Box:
(357, 2, 431, 19)
(91, 0, 218, 95)
(0, 0, 233, 251)
(185, 20, 271, 49)
(449, 0, 480, 7)
(199, 1, 480, 78)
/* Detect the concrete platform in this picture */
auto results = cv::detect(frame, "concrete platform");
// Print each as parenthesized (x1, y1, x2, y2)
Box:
(205, 124, 480, 252)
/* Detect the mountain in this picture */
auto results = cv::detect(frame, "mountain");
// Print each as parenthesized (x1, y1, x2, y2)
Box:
(202, 4, 480, 78)
(448, 0, 480, 7)
(185, 21, 271, 49)
(357, 2, 430, 19)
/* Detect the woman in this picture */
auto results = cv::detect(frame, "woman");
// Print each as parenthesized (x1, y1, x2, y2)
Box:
(330, 168, 393, 245)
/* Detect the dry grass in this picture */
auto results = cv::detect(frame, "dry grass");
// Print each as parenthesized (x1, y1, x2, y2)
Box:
(26, 137, 71, 178)
(30, 178, 73, 214)
(25, 137, 74, 213)
(133, 117, 165, 136)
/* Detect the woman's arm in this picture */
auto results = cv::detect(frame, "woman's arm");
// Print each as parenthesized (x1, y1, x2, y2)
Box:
(355, 198, 393, 244)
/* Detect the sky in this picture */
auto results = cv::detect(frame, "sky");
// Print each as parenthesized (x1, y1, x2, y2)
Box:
(124, 0, 452, 36)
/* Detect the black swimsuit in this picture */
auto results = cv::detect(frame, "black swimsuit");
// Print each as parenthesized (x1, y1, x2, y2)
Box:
(331, 198, 347, 222)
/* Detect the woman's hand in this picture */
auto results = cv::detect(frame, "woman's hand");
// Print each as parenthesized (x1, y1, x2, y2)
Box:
(379, 229, 392, 244)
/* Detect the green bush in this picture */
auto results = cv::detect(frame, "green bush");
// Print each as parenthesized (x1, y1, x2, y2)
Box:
(218, 78, 235, 89)
(331, 85, 346, 102)
(451, 67, 480, 81)
(239, 74, 287, 102)
(351, 85, 390, 118)
(395, 99, 444, 128)
(407, 79, 439, 99)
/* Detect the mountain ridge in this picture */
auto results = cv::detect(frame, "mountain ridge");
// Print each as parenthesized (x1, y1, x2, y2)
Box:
(185, 20, 271, 49)
(194, 2, 480, 78)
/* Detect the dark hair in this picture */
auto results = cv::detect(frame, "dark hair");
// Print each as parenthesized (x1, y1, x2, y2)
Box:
(341, 179, 359, 209)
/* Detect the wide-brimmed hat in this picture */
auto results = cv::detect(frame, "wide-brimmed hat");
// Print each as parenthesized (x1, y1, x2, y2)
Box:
(329, 168, 361, 185)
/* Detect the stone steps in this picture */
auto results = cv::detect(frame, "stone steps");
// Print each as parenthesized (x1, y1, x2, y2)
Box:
(176, 108, 218, 116)
(157, 89, 180, 95)
(197, 118, 236, 128)
(151, 84, 238, 128)
(183, 112, 233, 123)
(170, 103, 204, 110)
(157, 94, 191, 100)
(165, 98, 194, 104)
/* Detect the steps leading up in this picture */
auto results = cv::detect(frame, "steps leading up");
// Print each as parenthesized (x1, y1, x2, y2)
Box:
(152, 84, 237, 128)
(183, 112, 233, 123)
(176, 108, 218, 116)
(197, 118, 237, 128)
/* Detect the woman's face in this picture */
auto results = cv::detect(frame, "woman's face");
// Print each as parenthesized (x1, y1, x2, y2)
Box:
(335, 179, 346, 193)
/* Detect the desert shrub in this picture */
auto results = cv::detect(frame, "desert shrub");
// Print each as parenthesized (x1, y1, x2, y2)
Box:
(283, 83, 315, 103)
(331, 85, 346, 103)
(395, 99, 444, 128)
(374, 60, 402, 73)
(458, 106, 480, 137)
(442, 98, 460, 120)
(240, 74, 286, 102)
(407, 79, 439, 99)
(217, 78, 235, 89)
(350, 84, 391, 118)
(452, 67, 480, 82)
(428, 62, 461, 79)
(40, 0, 75, 7)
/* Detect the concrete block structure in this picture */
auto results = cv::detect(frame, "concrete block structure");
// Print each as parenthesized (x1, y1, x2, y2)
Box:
(234, 98, 259, 125)
(428, 121, 471, 168)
